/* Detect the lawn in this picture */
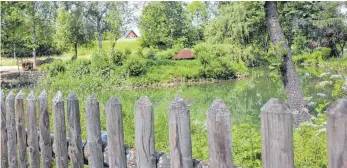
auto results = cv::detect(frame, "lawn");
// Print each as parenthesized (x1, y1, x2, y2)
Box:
(0, 39, 141, 67)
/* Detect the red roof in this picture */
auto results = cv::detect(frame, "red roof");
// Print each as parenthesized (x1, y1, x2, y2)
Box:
(172, 49, 194, 60)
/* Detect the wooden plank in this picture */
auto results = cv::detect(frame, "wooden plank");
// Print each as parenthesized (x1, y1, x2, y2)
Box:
(260, 98, 294, 168)
(26, 91, 40, 167)
(326, 99, 347, 168)
(6, 91, 17, 168)
(38, 90, 52, 168)
(53, 91, 68, 168)
(135, 96, 156, 168)
(207, 98, 233, 168)
(0, 91, 8, 168)
(169, 95, 193, 168)
(85, 94, 103, 168)
(67, 92, 83, 168)
(105, 96, 126, 168)
(15, 90, 27, 168)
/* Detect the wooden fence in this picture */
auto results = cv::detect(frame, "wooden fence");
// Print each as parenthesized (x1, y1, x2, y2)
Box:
(0, 90, 346, 168)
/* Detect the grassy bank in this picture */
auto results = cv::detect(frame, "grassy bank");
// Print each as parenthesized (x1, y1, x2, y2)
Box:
(293, 47, 347, 70)
(0, 39, 140, 66)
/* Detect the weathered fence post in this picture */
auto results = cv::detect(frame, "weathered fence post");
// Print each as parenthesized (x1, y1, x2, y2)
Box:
(105, 96, 126, 168)
(0, 91, 8, 168)
(15, 90, 27, 168)
(261, 98, 294, 168)
(85, 94, 103, 168)
(135, 96, 156, 168)
(6, 91, 17, 168)
(38, 90, 52, 168)
(207, 99, 233, 168)
(26, 91, 40, 167)
(67, 92, 83, 168)
(169, 95, 193, 168)
(326, 98, 347, 168)
(53, 91, 68, 168)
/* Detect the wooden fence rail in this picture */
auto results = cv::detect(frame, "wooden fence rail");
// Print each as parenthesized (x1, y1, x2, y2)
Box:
(0, 90, 346, 168)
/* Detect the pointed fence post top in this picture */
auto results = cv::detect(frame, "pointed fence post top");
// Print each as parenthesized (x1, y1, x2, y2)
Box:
(39, 90, 47, 99)
(208, 98, 230, 114)
(26, 90, 35, 100)
(67, 92, 78, 100)
(15, 90, 24, 99)
(106, 96, 121, 106)
(327, 98, 347, 116)
(6, 90, 14, 100)
(86, 93, 98, 103)
(135, 96, 152, 107)
(53, 90, 63, 102)
(174, 94, 183, 101)
(170, 94, 188, 110)
(261, 98, 291, 114)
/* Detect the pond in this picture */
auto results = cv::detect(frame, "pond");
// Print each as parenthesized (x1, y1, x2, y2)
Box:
(1, 66, 346, 160)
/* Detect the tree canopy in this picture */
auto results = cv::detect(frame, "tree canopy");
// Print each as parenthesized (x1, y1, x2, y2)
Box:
(1, 1, 346, 60)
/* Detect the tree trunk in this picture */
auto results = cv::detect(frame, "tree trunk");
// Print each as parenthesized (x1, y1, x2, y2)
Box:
(97, 21, 102, 51)
(264, 2, 311, 126)
(32, 2, 37, 68)
(111, 38, 116, 54)
(74, 43, 78, 57)
(339, 41, 346, 57)
(13, 43, 16, 60)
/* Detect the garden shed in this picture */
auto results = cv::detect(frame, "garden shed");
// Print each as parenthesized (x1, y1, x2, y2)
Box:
(172, 48, 194, 60)
(123, 28, 141, 39)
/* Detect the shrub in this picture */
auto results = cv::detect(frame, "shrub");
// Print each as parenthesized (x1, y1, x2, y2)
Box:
(332, 79, 345, 98)
(318, 47, 332, 60)
(232, 60, 248, 75)
(41, 60, 66, 77)
(70, 59, 91, 78)
(91, 50, 111, 77)
(124, 55, 147, 76)
(156, 49, 176, 60)
(124, 48, 132, 57)
(293, 54, 308, 64)
(111, 50, 125, 66)
(293, 122, 327, 167)
(142, 47, 159, 59)
(293, 47, 332, 65)
(193, 43, 247, 79)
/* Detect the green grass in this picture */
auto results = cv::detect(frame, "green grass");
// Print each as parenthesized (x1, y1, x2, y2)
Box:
(0, 39, 141, 66)
(319, 57, 347, 68)
(2, 66, 340, 167)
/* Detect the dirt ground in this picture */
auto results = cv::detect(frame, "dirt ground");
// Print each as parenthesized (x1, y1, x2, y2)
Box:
(1, 66, 20, 73)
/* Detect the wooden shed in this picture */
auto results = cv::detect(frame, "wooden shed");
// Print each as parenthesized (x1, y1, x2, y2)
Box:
(124, 29, 141, 39)
(172, 48, 194, 60)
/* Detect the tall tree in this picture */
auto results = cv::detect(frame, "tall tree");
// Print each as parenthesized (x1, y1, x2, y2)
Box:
(139, 2, 193, 48)
(54, 3, 92, 58)
(204, 2, 266, 47)
(186, 1, 208, 41)
(264, 2, 311, 125)
(1, 2, 29, 59)
(278, 2, 347, 57)
(83, 1, 111, 51)
(25, 2, 57, 67)
(105, 3, 122, 54)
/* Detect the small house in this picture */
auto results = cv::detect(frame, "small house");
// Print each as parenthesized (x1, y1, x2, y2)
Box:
(172, 48, 194, 60)
(123, 28, 141, 39)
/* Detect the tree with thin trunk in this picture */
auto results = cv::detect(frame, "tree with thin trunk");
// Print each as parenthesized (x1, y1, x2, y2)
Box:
(83, 2, 111, 51)
(54, 3, 92, 60)
(30, 2, 38, 68)
(264, 1, 311, 126)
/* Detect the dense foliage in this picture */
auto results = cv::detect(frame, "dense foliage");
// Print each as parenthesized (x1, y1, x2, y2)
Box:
(2, 2, 347, 167)
(139, 2, 195, 49)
